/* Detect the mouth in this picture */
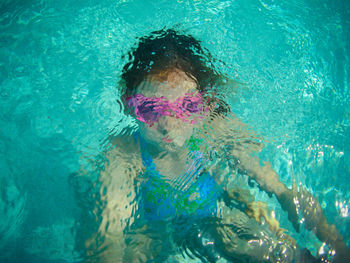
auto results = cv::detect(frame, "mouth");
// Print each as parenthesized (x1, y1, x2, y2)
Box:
(162, 135, 173, 143)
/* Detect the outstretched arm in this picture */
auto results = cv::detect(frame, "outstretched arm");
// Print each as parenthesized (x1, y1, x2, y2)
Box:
(204, 112, 300, 229)
(294, 185, 350, 262)
(206, 112, 349, 261)
(229, 146, 301, 232)
(226, 127, 350, 260)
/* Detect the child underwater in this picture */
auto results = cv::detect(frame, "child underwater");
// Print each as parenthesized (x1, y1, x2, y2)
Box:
(86, 29, 350, 262)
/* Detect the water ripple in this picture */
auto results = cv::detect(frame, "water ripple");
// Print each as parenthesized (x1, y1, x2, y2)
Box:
(1, 0, 349, 262)
(0, 169, 27, 252)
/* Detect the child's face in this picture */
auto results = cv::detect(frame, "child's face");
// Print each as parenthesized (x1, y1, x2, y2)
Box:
(131, 68, 205, 150)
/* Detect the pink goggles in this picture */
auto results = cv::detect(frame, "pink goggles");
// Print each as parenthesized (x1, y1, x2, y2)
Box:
(126, 93, 207, 125)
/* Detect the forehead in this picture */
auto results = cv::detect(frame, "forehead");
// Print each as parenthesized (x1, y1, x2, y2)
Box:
(136, 68, 198, 101)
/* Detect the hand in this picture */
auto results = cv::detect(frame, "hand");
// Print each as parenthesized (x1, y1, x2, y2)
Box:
(246, 201, 281, 234)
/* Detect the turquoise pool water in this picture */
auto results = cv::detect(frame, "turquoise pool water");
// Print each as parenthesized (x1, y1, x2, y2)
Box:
(1, 0, 349, 262)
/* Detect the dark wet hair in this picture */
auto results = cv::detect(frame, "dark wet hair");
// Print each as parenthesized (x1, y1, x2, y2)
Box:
(121, 29, 229, 114)
(121, 29, 219, 95)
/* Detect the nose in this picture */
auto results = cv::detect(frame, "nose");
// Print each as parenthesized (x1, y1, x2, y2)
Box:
(158, 124, 168, 136)
(157, 116, 183, 133)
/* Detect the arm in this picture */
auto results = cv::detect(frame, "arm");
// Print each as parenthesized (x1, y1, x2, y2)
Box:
(226, 124, 350, 260)
(206, 112, 349, 260)
(201, 112, 299, 229)
(85, 136, 143, 263)
(229, 147, 300, 231)
(89, 135, 169, 263)
(224, 185, 284, 235)
(295, 186, 350, 262)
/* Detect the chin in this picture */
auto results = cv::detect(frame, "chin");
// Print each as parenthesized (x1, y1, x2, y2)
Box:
(159, 137, 182, 150)
(139, 125, 190, 151)
(150, 135, 185, 152)
(162, 142, 178, 152)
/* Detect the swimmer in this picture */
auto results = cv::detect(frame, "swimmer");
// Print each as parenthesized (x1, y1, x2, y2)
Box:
(85, 29, 350, 262)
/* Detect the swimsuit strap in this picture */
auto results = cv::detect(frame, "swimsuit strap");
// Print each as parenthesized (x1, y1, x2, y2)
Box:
(134, 132, 220, 221)
(134, 132, 159, 175)
(136, 131, 207, 180)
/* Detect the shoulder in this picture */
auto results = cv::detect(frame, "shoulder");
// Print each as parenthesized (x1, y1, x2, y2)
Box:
(202, 111, 264, 153)
(109, 133, 141, 157)
(103, 133, 143, 177)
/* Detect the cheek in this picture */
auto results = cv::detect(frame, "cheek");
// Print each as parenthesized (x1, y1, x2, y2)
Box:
(139, 116, 196, 137)
(139, 122, 162, 139)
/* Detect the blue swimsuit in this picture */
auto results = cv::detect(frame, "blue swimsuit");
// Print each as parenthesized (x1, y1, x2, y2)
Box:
(137, 136, 222, 222)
